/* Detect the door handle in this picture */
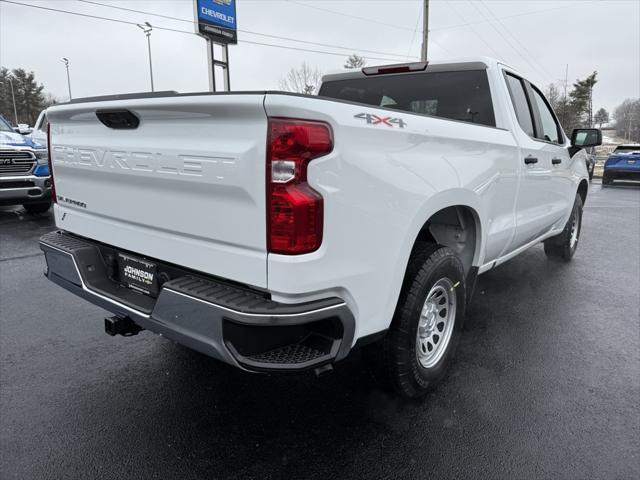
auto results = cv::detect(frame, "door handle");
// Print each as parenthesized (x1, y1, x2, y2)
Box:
(524, 156, 538, 165)
(552, 158, 562, 165)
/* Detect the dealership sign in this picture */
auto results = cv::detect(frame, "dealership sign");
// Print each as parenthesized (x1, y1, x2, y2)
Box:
(194, 0, 237, 44)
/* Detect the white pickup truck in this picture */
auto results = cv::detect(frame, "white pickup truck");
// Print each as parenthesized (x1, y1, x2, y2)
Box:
(40, 57, 601, 398)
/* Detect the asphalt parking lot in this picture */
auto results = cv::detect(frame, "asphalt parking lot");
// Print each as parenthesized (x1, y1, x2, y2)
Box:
(1, 181, 639, 480)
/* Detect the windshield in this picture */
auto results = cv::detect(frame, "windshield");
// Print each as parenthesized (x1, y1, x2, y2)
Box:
(0, 116, 14, 133)
(318, 69, 496, 127)
(613, 146, 640, 153)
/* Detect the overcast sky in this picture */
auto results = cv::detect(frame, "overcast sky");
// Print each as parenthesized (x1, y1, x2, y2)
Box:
(1, 0, 639, 114)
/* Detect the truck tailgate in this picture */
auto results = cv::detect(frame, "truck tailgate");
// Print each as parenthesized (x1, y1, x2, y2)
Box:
(47, 94, 268, 288)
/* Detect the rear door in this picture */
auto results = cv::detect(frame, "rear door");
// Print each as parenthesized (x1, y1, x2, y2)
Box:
(48, 94, 269, 287)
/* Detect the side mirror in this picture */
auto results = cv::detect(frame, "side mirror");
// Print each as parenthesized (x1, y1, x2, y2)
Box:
(571, 128, 602, 148)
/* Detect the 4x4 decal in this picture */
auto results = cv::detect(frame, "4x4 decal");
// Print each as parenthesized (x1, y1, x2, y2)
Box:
(354, 112, 406, 128)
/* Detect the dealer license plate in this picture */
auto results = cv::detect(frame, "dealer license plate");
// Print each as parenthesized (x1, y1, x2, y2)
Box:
(118, 253, 159, 296)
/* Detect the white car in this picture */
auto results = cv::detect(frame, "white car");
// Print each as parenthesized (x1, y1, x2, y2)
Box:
(40, 57, 600, 398)
(15, 123, 32, 135)
(29, 110, 48, 145)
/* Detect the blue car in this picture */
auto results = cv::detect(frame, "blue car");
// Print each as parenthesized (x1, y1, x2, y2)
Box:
(0, 114, 52, 213)
(603, 144, 640, 186)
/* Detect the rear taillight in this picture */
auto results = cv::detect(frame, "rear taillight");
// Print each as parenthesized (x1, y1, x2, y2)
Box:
(267, 118, 333, 254)
(47, 122, 56, 203)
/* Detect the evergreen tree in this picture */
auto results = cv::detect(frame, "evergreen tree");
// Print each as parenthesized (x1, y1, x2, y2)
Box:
(0, 67, 47, 125)
(568, 71, 597, 129)
(344, 54, 366, 70)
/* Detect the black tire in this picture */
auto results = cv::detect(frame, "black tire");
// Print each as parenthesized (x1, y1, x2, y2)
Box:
(602, 173, 612, 186)
(543, 194, 583, 262)
(365, 243, 466, 399)
(588, 165, 594, 181)
(23, 201, 51, 214)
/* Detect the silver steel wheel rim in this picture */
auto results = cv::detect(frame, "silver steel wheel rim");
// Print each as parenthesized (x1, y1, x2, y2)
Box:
(570, 210, 580, 249)
(416, 277, 457, 369)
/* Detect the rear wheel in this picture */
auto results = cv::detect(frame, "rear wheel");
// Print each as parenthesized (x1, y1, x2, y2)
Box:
(544, 194, 583, 262)
(365, 243, 466, 398)
(23, 201, 51, 214)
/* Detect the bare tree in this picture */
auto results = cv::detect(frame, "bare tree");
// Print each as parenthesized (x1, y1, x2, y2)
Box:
(279, 62, 323, 95)
(544, 83, 561, 111)
(344, 54, 366, 70)
(593, 108, 609, 127)
(613, 98, 640, 142)
(43, 92, 59, 108)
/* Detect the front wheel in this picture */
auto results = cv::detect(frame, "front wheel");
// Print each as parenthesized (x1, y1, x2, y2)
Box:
(544, 194, 583, 262)
(365, 243, 466, 398)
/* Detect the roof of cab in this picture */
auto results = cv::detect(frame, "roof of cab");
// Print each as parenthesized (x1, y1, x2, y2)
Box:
(321, 57, 515, 83)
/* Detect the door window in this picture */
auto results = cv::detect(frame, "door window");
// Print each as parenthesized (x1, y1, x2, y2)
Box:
(530, 87, 561, 144)
(39, 114, 49, 133)
(504, 73, 534, 137)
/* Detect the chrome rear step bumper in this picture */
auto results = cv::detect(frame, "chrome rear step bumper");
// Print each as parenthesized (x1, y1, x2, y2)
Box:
(40, 230, 355, 372)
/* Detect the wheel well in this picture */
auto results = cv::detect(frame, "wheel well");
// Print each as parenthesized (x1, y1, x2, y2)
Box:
(577, 180, 588, 205)
(414, 206, 480, 274)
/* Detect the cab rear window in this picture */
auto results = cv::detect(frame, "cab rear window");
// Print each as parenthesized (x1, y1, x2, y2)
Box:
(318, 70, 496, 127)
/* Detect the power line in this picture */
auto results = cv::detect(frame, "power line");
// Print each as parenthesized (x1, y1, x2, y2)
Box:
(476, 0, 557, 83)
(76, 0, 578, 65)
(430, 3, 588, 32)
(288, 0, 416, 32)
(287, 0, 587, 61)
(402, 2, 456, 59)
(445, 2, 504, 59)
(289, 0, 587, 34)
(466, 0, 553, 85)
(0, 0, 411, 63)
(77, 0, 416, 60)
(289, 0, 453, 57)
(406, 4, 423, 58)
(78, 0, 195, 23)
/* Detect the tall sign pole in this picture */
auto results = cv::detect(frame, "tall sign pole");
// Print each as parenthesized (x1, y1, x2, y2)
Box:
(421, 0, 429, 61)
(194, 0, 237, 92)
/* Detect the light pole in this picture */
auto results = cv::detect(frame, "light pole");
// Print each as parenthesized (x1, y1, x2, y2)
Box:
(60, 57, 72, 100)
(7, 76, 18, 125)
(137, 22, 154, 92)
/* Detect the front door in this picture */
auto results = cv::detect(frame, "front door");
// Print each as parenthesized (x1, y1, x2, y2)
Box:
(502, 72, 562, 252)
(527, 83, 574, 229)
